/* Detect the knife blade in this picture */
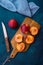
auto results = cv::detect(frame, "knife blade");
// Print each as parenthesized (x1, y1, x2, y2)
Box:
(2, 22, 10, 52)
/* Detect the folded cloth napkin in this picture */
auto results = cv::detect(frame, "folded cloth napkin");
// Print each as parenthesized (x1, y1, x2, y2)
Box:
(0, 0, 39, 17)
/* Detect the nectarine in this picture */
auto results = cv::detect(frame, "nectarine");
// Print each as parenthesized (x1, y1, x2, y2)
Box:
(25, 35, 34, 44)
(16, 42, 25, 52)
(8, 19, 18, 28)
(21, 24, 30, 34)
(30, 26, 38, 35)
(15, 34, 23, 43)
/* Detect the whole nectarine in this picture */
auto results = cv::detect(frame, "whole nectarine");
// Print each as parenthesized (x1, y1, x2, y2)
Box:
(21, 24, 30, 34)
(8, 19, 18, 28)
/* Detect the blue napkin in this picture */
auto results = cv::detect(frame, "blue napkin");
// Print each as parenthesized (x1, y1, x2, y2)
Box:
(0, 0, 39, 17)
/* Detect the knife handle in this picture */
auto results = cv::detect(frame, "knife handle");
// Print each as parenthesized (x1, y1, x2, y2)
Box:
(5, 37, 10, 52)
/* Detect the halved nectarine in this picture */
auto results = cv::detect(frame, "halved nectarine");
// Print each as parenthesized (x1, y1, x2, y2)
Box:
(25, 35, 34, 44)
(16, 42, 25, 52)
(30, 26, 38, 36)
(15, 34, 23, 43)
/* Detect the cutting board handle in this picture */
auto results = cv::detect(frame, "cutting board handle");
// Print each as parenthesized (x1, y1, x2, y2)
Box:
(10, 49, 18, 58)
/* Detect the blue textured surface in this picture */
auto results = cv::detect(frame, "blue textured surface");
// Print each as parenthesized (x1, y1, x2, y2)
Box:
(0, 0, 43, 65)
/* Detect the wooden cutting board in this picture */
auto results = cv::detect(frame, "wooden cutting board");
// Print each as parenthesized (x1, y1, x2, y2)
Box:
(10, 17, 40, 58)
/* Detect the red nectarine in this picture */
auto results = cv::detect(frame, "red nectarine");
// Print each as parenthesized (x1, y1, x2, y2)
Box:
(8, 19, 18, 28)
(21, 24, 30, 34)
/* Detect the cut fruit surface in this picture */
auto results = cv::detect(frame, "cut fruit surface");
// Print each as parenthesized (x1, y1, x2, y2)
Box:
(15, 34, 23, 43)
(16, 42, 25, 52)
(30, 26, 38, 35)
(26, 35, 34, 44)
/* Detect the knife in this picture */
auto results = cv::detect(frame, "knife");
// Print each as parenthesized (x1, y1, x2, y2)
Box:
(2, 22, 10, 52)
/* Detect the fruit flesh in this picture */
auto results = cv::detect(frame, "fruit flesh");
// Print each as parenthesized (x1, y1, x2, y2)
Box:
(26, 35, 34, 44)
(15, 34, 23, 43)
(30, 26, 38, 35)
(16, 43, 25, 52)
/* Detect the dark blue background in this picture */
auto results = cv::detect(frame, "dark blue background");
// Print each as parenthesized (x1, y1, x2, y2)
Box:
(0, 0, 43, 65)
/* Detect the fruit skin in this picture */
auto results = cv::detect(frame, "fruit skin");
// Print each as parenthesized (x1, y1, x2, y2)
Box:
(21, 24, 30, 34)
(16, 42, 25, 52)
(15, 34, 23, 43)
(8, 19, 18, 28)
(25, 35, 34, 44)
(30, 26, 38, 36)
